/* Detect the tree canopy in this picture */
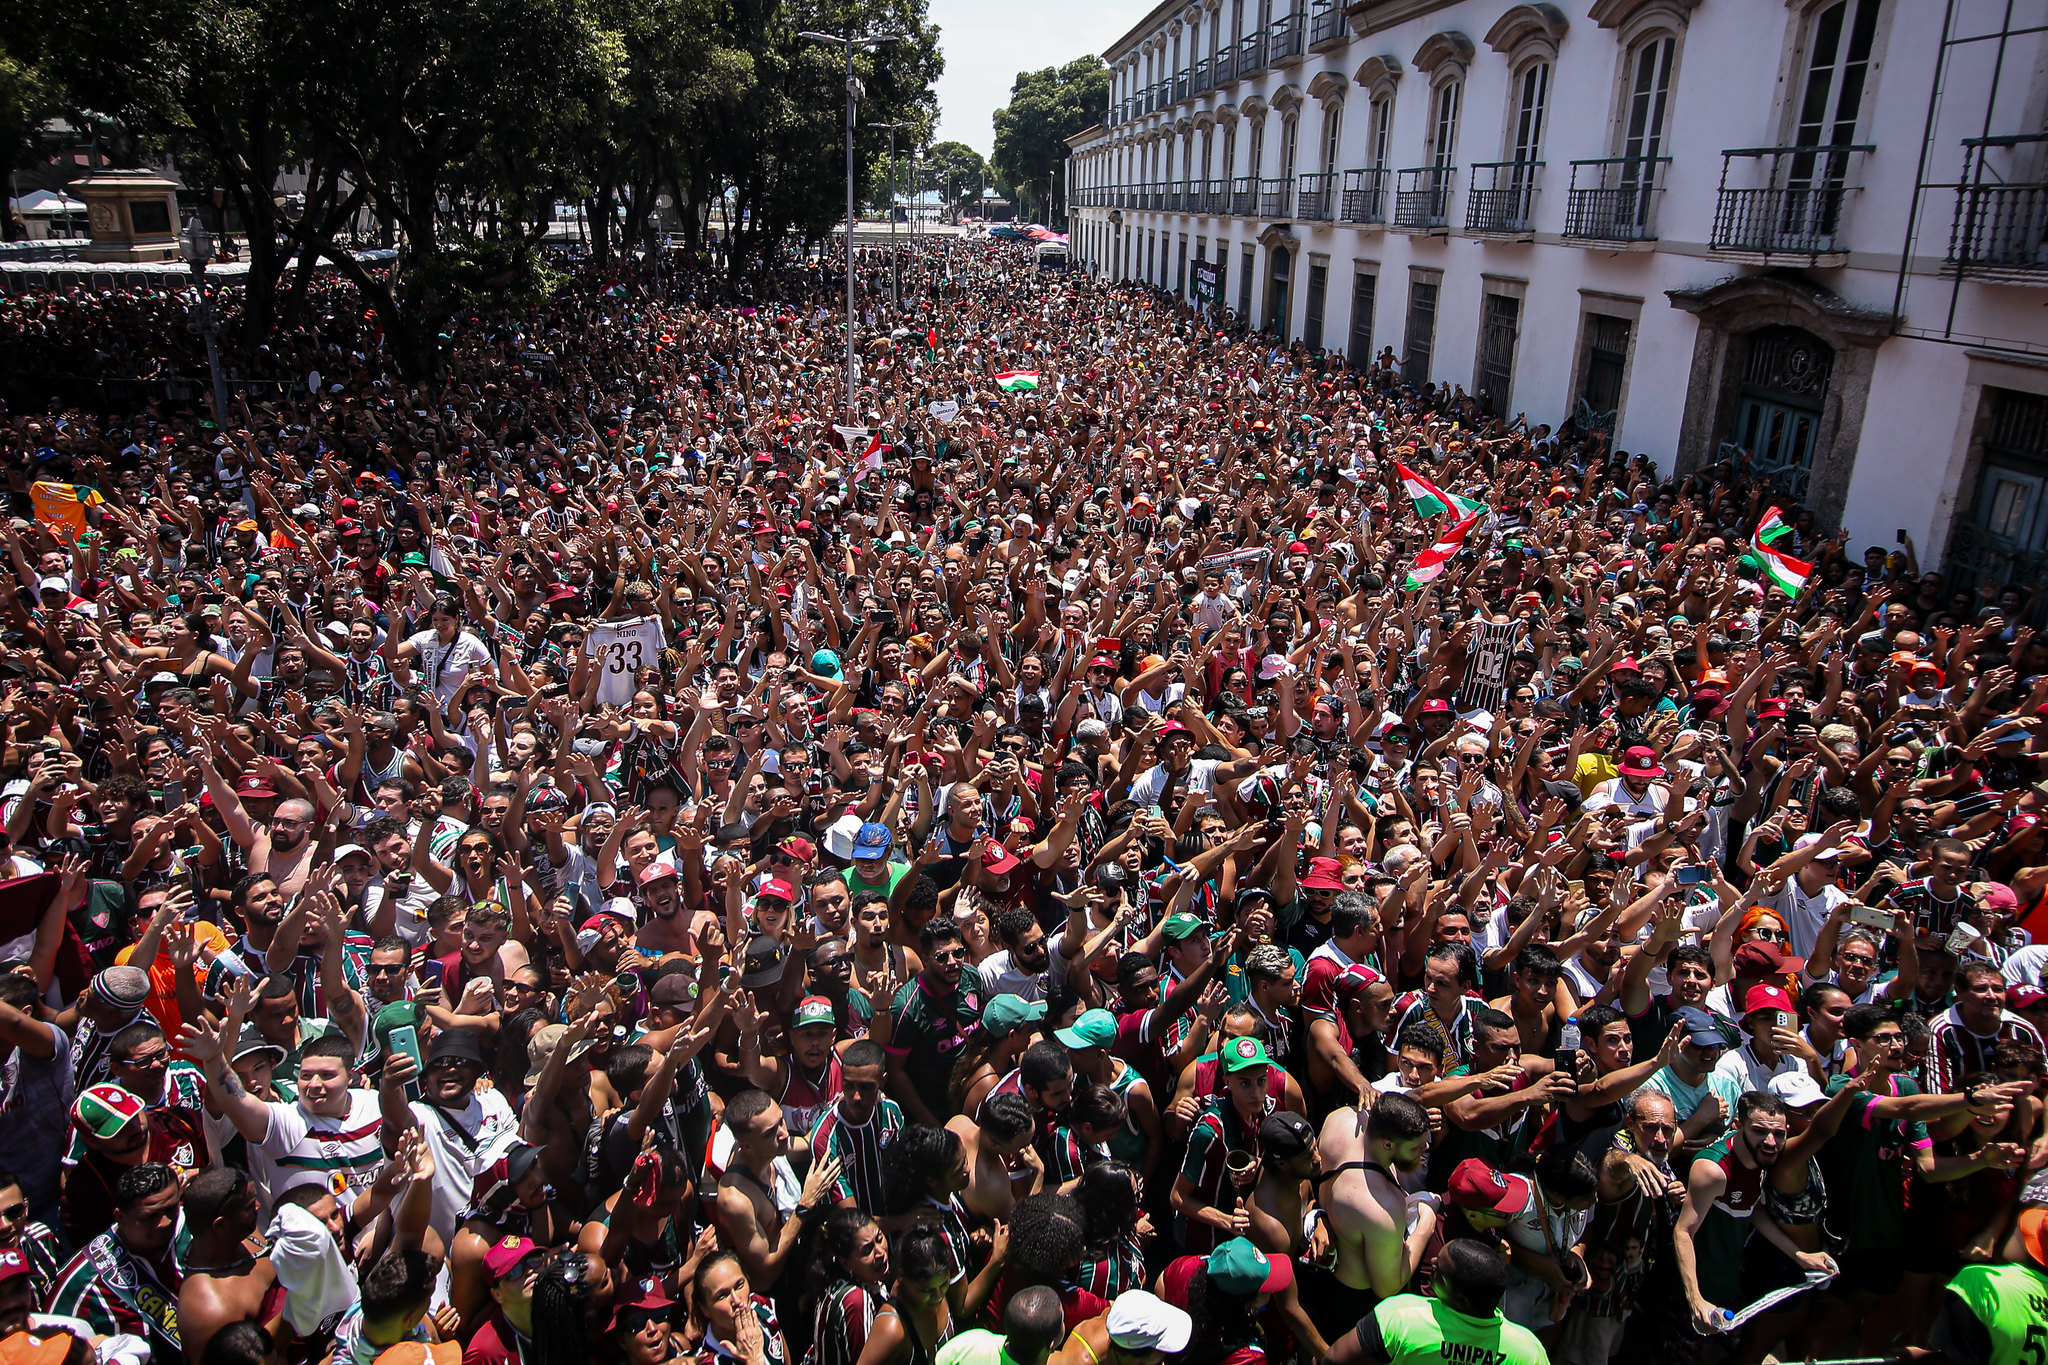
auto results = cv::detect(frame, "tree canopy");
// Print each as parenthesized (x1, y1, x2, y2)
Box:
(989, 55, 1107, 222)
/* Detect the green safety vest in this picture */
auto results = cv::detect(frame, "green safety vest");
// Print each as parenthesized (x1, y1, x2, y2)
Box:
(1945, 1263, 2048, 1365)
(1374, 1293, 1549, 1365)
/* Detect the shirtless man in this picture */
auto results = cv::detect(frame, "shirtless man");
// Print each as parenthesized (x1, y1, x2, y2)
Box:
(1304, 1093, 1435, 1347)
(197, 748, 320, 898)
(712, 1089, 841, 1293)
(1250, 1110, 1332, 1359)
(178, 1166, 283, 1364)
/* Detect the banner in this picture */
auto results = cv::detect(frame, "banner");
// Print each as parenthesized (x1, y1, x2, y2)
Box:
(928, 400, 960, 424)
(1191, 259, 1222, 304)
(1460, 619, 1522, 716)
(831, 425, 869, 449)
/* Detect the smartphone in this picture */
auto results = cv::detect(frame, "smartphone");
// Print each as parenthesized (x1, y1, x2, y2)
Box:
(163, 780, 185, 810)
(1896, 529, 1908, 545)
(1675, 865, 1708, 885)
(418, 960, 446, 990)
(1848, 902, 1897, 932)
(387, 1024, 424, 1072)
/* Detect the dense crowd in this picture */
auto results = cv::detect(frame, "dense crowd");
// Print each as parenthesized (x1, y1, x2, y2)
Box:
(0, 234, 2041, 1365)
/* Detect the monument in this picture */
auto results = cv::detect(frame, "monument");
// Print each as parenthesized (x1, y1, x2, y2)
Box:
(69, 170, 182, 262)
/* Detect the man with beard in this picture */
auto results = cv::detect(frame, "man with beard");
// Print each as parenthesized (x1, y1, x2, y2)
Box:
(1304, 1093, 1434, 1345)
(196, 749, 319, 898)
(634, 862, 696, 958)
(380, 1029, 520, 1248)
(1673, 1091, 1825, 1334)
(360, 814, 438, 946)
(885, 920, 984, 1126)
(44, 1163, 182, 1365)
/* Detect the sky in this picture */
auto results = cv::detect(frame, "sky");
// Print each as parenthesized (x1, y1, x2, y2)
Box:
(925, 0, 1129, 158)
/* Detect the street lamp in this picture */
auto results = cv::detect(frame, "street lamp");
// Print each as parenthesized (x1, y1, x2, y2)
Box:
(801, 27, 909, 423)
(178, 216, 230, 429)
(873, 121, 911, 307)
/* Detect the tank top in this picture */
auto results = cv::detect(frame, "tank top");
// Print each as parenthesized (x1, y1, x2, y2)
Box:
(779, 1054, 842, 1136)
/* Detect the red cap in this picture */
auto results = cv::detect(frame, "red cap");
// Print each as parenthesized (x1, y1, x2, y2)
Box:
(1733, 940, 1804, 978)
(2008, 985, 2048, 1011)
(1299, 856, 1346, 891)
(0, 1249, 29, 1283)
(1088, 654, 1118, 670)
(1742, 983, 1795, 1017)
(1446, 1158, 1532, 1214)
(1419, 699, 1452, 715)
(757, 877, 796, 903)
(234, 773, 279, 798)
(778, 836, 816, 862)
(982, 838, 1022, 875)
(1608, 656, 1643, 674)
(636, 862, 679, 887)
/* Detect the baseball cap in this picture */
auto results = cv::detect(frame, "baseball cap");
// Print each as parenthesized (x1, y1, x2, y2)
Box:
(232, 1025, 288, 1068)
(1221, 1036, 1273, 1073)
(757, 877, 797, 903)
(36, 576, 67, 596)
(1106, 1291, 1191, 1354)
(1673, 1006, 1728, 1047)
(1419, 698, 1452, 715)
(1733, 940, 1805, 978)
(1446, 1158, 1533, 1215)
(1767, 1070, 1827, 1109)
(1791, 832, 1840, 861)
(791, 996, 837, 1030)
(777, 836, 817, 862)
(1258, 1110, 1315, 1159)
(1742, 983, 1795, 1017)
(982, 994, 1048, 1038)
(852, 822, 894, 858)
(234, 772, 280, 798)
(637, 861, 680, 887)
(2008, 985, 2048, 1011)
(1206, 1237, 1293, 1294)
(523, 1023, 595, 1086)
(811, 649, 844, 680)
(982, 838, 1022, 875)
(1161, 912, 1207, 942)
(483, 1235, 541, 1279)
(741, 936, 788, 989)
(72, 1083, 146, 1140)
(1054, 1008, 1118, 1050)
(332, 843, 372, 863)
(0, 1249, 28, 1284)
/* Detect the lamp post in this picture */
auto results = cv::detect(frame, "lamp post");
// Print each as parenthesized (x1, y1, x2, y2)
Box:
(646, 210, 663, 295)
(800, 27, 908, 423)
(872, 121, 910, 308)
(178, 217, 230, 428)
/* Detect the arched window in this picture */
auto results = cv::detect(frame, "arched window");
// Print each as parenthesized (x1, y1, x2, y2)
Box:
(1511, 61, 1549, 165)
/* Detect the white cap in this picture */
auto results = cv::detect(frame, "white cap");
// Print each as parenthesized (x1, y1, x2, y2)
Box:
(37, 576, 68, 595)
(1106, 1291, 1191, 1354)
(822, 811, 865, 861)
(1259, 654, 1290, 680)
(331, 844, 371, 862)
(1792, 832, 1841, 861)
(1768, 1069, 1827, 1108)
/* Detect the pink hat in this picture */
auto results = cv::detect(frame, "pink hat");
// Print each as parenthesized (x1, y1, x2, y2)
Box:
(1299, 857, 1346, 891)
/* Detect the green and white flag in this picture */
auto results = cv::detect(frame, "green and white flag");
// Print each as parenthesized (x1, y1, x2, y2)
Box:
(993, 370, 1040, 392)
(1404, 508, 1483, 589)
(1746, 507, 1812, 596)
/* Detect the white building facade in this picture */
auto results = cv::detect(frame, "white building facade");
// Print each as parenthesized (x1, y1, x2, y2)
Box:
(1065, 0, 2048, 585)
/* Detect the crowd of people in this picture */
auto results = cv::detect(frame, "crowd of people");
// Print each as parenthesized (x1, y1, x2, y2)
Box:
(0, 232, 2043, 1365)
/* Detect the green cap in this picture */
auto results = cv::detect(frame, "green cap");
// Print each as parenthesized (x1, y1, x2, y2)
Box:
(1220, 1035, 1274, 1074)
(1054, 1008, 1118, 1050)
(1207, 1237, 1291, 1294)
(401, 552, 429, 567)
(373, 1000, 426, 1047)
(1161, 912, 1206, 942)
(792, 996, 837, 1030)
(981, 994, 1049, 1038)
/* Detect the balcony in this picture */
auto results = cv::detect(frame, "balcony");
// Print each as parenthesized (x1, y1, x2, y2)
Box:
(1175, 70, 1191, 102)
(1259, 177, 1292, 218)
(1269, 13, 1305, 64)
(1191, 58, 1209, 95)
(1563, 156, 1671, 244)
(1393, 166, 1454, 233)
(1948, 182, 2048, 282)
(1231, 176, 1257, 216)
(1709, 145, 1872, 263)
(1309, 0, 1348, 48)
(1466, 161, 1541, 238)
(1341, 168, 1389, 225)
(1297, 172, 1335, 221)
(1200, 178, 1227, 213)
(1239, 30, 1268, 78)
(1214, 47, 1237, 85)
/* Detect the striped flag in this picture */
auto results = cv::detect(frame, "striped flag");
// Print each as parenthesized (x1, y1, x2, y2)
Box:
(1404, 508, 1483, 589)
(854, 433, 885, 482)
(1395, 461, 1487, 519)
(994, 371, 1041, 392)
(1747, 507, 1812, 596)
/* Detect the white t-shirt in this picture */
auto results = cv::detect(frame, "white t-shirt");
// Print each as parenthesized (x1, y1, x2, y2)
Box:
(585, 617, 668, 707)
(2004, 945, 2048, 988)
(410, 1089, 521, 1246)
(260, 1090, 388, 1206)
(1768, 879, 1850, 962)
(1127, 759, 1218, 808)
(405, 629, 493, 708)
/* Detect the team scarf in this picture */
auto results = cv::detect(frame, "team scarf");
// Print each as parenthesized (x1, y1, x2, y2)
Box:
(1746, 507, 1812, 596)
(1403, 508, 1483, 589)
(1394, 461, 1487, 519)
(993, 370, 1040, 392)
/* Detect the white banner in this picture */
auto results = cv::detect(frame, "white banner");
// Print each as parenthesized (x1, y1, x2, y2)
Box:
(928, 401, 960, 424)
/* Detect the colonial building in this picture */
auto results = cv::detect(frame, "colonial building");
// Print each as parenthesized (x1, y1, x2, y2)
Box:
(1065, 0, 2048, 585)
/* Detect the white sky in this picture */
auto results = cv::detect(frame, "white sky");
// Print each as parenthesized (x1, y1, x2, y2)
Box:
(926, 0, 1130, 158)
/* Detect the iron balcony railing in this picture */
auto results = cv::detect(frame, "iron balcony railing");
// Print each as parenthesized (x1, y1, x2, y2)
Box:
(1297, 171, 1336, 220)
(1214, 47, 1237, 84)
(1192, 58, 1209, 94)
(1175, 69, 1190, 101)
(1949, 183, 2048, 274)
(1310, 0, 1347, 46)
(1201, 178, 1226, 213)
(1466, 161, 1542, 235)
(1231, 176, 1258, 216)
(1341, 167, 1389, 224)
(1259, 176, 1291, 218)
(1269, 12, 1305, 62)
(1710, 145, 1873, 257)
(1394, 166, 1454, 231)
(1563, 156, 1672, 242)
(1239, 30, 1267, 77)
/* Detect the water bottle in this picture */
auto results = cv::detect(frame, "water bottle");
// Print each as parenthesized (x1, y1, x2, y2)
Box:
(1556, 1015, 1581, 1070)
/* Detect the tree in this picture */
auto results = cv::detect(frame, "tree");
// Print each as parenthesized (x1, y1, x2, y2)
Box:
(922, 139, 984, 215)
(989, 55, 1107, 222)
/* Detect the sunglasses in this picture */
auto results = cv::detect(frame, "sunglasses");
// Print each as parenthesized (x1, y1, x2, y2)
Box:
(1749, 928, 1790, 943)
